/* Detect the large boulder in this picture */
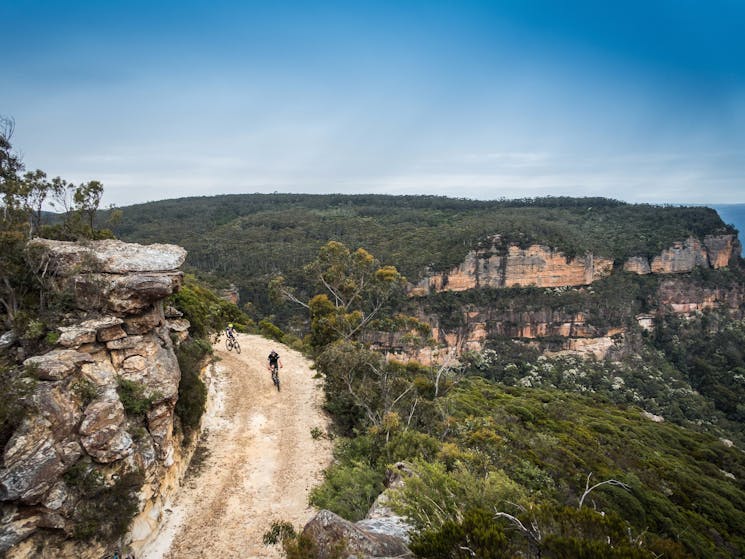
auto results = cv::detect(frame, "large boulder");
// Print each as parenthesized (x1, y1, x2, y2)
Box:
(57, 317, 125, 348)
(79, 397, 133, 463)
(111, 330, 181, 402)
(302, 510, 414, 559)
(34, 383, 82, 440)
(23, 350, 94, 381)
(26, 238, 187, 274)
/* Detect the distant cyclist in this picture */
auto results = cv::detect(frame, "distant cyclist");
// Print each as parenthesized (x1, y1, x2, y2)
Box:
(225, 323, 236, 341)
(267, 349, 282, 376)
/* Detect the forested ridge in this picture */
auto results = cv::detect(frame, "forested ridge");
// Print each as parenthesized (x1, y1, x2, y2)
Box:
(110, 193, 734, 321)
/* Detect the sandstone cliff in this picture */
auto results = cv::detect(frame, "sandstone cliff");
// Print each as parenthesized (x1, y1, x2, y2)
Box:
(623, 235, 740, 275)
(1, 239, 188, 557)
(411, 239, 614, 295)
(398, 234, 743, 362)
(414, 234, 740, 297)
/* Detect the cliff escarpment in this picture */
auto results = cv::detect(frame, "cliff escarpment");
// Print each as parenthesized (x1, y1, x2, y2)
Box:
(390, 234, 744, 362)
(412, 234, 739, 296)
(1, 239, 188, 557)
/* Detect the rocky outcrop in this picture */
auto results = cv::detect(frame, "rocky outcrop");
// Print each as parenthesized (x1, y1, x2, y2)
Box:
(303, 510, 414, 559)
(705, 234, 740, 268)
(1, 239, 188, 557)
(657, 277, 745, 315)
(624, 234, 739, 275)
(302, 463, 414, 558)
(412, 240, 613, 295)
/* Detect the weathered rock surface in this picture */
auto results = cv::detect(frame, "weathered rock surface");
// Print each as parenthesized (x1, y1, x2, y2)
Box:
(704, 234, 740, 268)
(303, 510, 414, 559)
(71, 271, 183, 314)
(23, 350, 94, 381)
(26, 238, 186, 274)
(0, 419, 65, 503)
(412, 241, 613, 295)
(624, 234, 739, 275)
(79, 398, 133, 463)
(415, 234, 739, 295)
(0, 331, 18, 351)
(0, 506, 40, 556)
(2, 238, 190, 555)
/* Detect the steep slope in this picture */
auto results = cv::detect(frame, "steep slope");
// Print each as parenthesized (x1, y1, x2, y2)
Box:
(142, 334, 332, 559)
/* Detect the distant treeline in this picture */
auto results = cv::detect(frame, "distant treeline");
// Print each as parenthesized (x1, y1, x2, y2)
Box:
(107, 193, 733, 318)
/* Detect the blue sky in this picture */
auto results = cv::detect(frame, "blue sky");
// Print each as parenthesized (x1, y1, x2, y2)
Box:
(3, 0, 745, 206)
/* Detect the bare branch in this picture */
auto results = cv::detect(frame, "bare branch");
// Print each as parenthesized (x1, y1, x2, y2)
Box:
(579, 472, 631, 509)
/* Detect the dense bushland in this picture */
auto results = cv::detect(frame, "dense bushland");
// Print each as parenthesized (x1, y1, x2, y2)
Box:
(109, 193, 734, 322)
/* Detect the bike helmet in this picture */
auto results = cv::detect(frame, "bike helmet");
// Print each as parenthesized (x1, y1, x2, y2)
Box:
(229, 323, 233, 328)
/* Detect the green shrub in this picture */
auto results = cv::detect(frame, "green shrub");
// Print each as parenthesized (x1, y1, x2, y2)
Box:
(116, 379, 154, 417)
(71, 469, 144, 541)
(71, 378, 98, 407)
(410, 508, 509, 559)
(309, 461, 385, 521)
(175, 338, 210, 438)
(259, 319, 285, 342)
(0, 367, 34, 448)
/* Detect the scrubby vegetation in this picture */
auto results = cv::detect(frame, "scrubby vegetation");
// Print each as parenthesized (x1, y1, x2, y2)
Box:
(293, 240, 745, 557)
(110, 193, 734, 323)
(64, 461, 144, 541)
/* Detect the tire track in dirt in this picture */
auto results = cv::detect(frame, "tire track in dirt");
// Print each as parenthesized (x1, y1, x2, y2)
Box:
(142, 334, 333, 559)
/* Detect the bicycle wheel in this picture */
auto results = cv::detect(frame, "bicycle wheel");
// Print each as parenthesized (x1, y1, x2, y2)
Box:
(225, 337, 233, 351)
(234, 340, 241, 354)
(272, 368, 280, 391)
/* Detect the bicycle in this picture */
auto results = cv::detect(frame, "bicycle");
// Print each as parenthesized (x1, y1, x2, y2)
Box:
(225, 334, 241, 354)
(270, 363, 280, 391)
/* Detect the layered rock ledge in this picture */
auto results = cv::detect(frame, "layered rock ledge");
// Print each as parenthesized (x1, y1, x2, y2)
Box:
(1, 239, 189, 558)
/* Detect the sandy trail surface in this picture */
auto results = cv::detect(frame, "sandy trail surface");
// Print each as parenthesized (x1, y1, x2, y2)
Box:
(142, 334, 333, 559)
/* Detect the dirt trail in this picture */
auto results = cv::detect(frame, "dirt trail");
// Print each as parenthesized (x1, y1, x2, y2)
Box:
(142, 334, 333, 559)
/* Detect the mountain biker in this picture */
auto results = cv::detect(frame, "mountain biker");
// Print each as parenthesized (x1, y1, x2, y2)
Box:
(267, 349, 282, 375)
(226, 323, 236, 341)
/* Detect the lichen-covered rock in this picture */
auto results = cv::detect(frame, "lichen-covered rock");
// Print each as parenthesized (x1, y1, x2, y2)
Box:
(23, 350, 94, 381)
(79, 398, 133, 463)
(9, 238, 189, 554)
(0, 419, 65, 503)
(0, 330, 17, 351)
(113, 331, 181, 403)
(302, 510, 414, 559)
(26, 238, 187, 275)
(124, 306, 165, 335)
(80, 359, 117, 388)
(57, 317, 125, 348)
(147, 402, 176, 462)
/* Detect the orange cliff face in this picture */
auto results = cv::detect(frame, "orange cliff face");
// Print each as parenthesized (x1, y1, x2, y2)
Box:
(412, 234, 741, 296)
(624, 234, 740, 275)
(411, 244, 614, 295)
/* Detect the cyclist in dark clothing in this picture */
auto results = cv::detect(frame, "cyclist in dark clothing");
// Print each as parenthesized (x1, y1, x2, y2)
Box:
(267, 350, 282, 373)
